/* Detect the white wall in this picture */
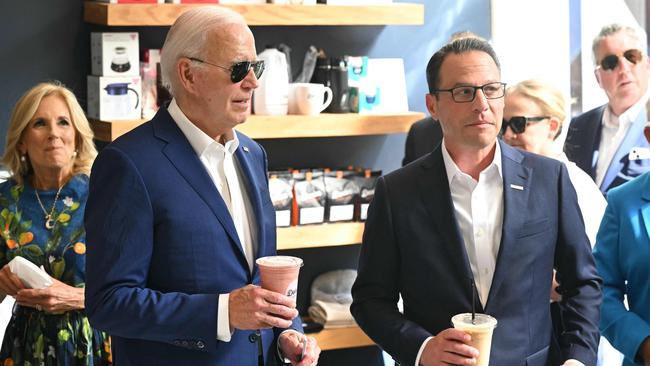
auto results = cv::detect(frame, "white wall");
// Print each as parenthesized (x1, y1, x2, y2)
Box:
(491, 0, 571, 98)
(490, 0, 571, 145)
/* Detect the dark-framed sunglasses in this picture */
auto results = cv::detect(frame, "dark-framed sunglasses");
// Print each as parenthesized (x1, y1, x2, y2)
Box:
(597, 49, 643, 71)
(501, 116, 550, 134)
(188, 57, 265, 83)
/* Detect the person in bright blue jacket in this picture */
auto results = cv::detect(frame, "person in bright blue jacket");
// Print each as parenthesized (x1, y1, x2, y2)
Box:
(594, 123, 650, 366)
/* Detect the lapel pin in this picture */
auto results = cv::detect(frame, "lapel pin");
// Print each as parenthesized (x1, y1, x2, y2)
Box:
(243, 146, 250, 152)
(510, 184, 524, 191)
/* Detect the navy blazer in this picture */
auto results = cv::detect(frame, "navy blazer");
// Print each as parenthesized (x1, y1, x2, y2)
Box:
(351, 141, 601, 366)
(564, 104, 650, 193)
(84, 108, 300, 365)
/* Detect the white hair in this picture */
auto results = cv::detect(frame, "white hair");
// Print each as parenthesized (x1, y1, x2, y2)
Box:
(160, 7, 246, 96)
(592, 23, 648, 66)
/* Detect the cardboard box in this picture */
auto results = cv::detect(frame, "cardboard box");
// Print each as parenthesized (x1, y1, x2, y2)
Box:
(348, 57, 408, 114)
(91, 32, 140, 77)
(88, 76, 142, 121)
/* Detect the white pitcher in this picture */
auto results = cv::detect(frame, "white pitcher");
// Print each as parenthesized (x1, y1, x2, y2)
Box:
(253, 48, 289, 116)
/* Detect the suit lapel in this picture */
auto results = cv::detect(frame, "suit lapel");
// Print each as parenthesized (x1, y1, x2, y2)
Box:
(418, 150, 481, 311)
(233, 133, 269, 278)
(485, 142, 531, 310)
(601, 110, 648, 191)
(587, 107, 606, 178)
(152, 110, 249, 269)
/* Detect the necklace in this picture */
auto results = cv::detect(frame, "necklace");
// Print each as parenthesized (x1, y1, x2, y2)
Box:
(34, 185, 64, 230)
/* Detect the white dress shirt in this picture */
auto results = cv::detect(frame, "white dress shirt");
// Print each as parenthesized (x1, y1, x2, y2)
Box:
(168, 99, 257, 342)
(415, 141, 503, 366)
(595, 88, 650, 186)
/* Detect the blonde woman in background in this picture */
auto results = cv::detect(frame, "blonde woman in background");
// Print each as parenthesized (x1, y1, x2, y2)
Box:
(0, 81, 111, 365)
(502, 78, 621, 366)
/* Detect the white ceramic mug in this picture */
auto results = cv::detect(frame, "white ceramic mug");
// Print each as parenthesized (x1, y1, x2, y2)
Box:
(289, 83, 333, 115)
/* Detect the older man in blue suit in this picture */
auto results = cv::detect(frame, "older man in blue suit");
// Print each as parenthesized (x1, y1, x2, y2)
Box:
(84, 7, 320, 366)
(593, 124, 650, 366)
(564, 24, 650, 194)
(351, 38, 601, 366)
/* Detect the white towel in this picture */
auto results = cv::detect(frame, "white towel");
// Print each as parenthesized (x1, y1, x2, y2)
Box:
(308, 300, 357, 329)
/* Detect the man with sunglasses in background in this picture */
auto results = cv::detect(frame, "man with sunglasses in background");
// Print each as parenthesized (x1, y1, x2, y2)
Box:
(352, 37, 601, 366)
(565, 23, 650, 194)
(84, 7, 320, 366)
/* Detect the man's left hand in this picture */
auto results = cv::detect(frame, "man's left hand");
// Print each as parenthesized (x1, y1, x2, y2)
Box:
(278, 331, 321, 366)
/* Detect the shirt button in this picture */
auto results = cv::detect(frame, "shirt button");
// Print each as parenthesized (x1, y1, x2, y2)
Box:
(197, 341, 205, 349)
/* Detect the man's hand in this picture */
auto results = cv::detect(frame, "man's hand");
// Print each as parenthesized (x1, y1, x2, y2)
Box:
(551, 270, 562, 302)
(278, 331, 321, 366)
(229, 284, 299, 330)
(419, 328, 478, 366)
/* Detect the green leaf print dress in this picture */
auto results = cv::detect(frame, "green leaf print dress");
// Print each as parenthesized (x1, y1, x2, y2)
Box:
(0, 175, 111, 366)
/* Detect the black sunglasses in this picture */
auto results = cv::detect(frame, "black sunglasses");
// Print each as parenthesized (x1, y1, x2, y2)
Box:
(501, 116, 550, 134)
(597, 49, 643, 71)
(189, 57, 265, 83)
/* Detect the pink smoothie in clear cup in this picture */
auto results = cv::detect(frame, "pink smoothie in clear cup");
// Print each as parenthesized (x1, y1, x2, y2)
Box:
(256, 256, 303, 301)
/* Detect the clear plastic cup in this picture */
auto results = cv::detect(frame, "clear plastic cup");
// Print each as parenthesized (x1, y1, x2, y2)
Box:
(256, 256, 303, 302)
(451, 313, 497, 366)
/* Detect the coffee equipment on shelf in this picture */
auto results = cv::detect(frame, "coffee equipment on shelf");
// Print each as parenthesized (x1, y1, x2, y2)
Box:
(310, 57, 350, 113)
(91, 32, 139, 77)
(87, 76, 142, 120)
(253, 47, 289, 115)
(110, 47, 131, 73)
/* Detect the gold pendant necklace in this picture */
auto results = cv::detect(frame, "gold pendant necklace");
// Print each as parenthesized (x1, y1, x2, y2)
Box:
(34, 185, 64, 230)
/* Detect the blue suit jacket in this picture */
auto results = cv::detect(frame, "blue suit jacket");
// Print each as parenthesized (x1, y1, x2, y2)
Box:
(593, 172, 650, 366)
(84, 108, 300, 365)
(351, 141, 601, 366)
(564, 104, 650, 193)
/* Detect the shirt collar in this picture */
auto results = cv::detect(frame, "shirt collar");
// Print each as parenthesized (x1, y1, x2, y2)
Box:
(441, 139, 502, 186)
(168, 98, 239, 156)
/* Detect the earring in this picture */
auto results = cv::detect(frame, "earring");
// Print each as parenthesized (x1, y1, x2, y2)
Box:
(73, 150, 78, 158)
(20, 155, 26, 163)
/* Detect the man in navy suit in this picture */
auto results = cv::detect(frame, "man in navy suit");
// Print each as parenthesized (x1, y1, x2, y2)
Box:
(84, 7, 320, 366)
(351, 38, 601, 366)
(564, 23, 650, 194)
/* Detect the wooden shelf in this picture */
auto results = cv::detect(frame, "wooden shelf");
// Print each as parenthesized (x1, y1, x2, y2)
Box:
(84, 2, 424, 26)
(277, 222, 363, 250)
(90, 112, 425, 142)
(312, 324, 374, 351)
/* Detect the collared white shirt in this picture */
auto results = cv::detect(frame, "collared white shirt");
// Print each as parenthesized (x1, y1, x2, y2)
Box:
(441, 140, 504, 307)
(415, 141, 504, 366)
(595, 87, 650, 186)
(168, 99, 257, 342)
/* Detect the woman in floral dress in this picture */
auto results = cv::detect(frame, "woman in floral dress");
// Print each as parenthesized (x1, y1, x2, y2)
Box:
(0, 82, 111, 365)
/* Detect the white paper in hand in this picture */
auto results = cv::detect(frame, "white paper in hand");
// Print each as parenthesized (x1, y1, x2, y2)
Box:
(8, 257, 53, 289)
